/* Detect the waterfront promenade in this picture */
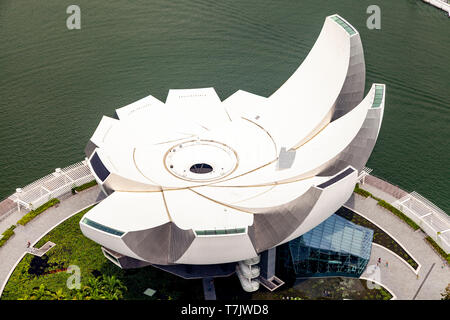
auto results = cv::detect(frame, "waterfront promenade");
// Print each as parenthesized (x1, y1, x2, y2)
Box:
(350, 193, 450, 299)
(351, 177, 450, 300)
(0, 173, 448, 299)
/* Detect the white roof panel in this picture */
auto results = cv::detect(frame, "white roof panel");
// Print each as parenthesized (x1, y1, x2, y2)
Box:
(84, 191, 170, 232)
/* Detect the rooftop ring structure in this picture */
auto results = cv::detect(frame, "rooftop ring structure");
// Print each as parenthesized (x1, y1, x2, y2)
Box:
(80, 14, 386, 268)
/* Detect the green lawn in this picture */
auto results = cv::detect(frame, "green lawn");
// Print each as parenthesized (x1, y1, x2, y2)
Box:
(1, 206, 203, 300)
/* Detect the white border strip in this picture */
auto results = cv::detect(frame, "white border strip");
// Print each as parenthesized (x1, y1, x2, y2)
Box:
(359, 276, 397, 300)
(371, 243, 418, 275)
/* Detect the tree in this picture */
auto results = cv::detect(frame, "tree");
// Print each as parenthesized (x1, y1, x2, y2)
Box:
(71, 274, 127, 300)
(441, 283, 450, 300)
(19, 274, 127, 300)
(50, 288, 67, 300)
(19, 284, 67, 300)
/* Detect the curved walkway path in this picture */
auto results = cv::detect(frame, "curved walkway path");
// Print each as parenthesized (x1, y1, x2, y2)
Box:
(346, 192, 450, 300)
(0, 186, 103, 297)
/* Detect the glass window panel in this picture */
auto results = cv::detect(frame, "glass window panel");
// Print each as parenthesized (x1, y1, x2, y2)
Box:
(82, 218, 124, 236)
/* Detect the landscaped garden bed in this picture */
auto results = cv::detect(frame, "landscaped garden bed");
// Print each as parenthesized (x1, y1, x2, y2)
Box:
(335, 206, 419, 270)
(16, 198, 60, 226)
(214, 270, 392, 300)
(251, 277, 392, 300)
(425, 236, 450, 265)
(0, 225, 16, 247)
(71, 180, 97, 194)
(2, 206, 203, 300)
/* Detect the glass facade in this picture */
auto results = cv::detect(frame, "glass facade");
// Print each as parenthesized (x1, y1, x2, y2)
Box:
(330, 15, 356, 36)
(82, 218, 124, 236)
(288, 214, 373, 278)
(372, 85, 384, 108)
(195, 228, 246, 236)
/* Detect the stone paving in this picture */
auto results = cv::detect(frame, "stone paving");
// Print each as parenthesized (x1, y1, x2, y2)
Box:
(0, 205, 29, 235)
(0, 186, 103, 297)
(348, 190, 450, 300)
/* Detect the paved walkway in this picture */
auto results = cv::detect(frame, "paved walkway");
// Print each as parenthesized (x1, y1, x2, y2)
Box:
(0, 187, 103, 297)
(347, 190, 450, 300)
(362, 245, 417, 299)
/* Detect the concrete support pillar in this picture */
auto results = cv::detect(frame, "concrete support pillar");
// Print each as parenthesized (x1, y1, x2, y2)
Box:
(260, 247, 276, 280)
(202, 277, 216, 300)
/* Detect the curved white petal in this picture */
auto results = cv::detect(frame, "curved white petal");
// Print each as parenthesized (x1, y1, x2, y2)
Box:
(81, 15, 385, 266)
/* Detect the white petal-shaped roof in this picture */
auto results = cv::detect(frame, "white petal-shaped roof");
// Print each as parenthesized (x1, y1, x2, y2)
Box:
(80, 14, 385, 265)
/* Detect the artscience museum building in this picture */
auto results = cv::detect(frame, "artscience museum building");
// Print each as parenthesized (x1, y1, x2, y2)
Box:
(79, 14, 385, 291)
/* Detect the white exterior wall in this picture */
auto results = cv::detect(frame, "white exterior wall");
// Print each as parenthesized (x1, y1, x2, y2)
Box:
(175, 233, 258, 265)
(79, 223, 145, 261)
(279, 168, 358, 244)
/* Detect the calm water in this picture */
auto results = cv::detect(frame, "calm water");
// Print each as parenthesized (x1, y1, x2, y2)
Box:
(0, 0, 449, 213)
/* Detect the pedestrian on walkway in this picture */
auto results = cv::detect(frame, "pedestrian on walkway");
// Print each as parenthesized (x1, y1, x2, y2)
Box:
(385, 261, 388, 268)
(26, 241, 30, 248)
(378, 257, 381, 264)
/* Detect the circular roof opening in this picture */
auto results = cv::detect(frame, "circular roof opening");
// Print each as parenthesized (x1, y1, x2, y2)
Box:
(190, 163, 213, 174)
(164, 140, 238, 182)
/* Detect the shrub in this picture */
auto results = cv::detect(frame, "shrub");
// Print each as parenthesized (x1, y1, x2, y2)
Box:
(17, 198, 60, 226)
(19, 284, 67, 300)
(71, 180, 97, 194)
(377, 200, 420, 230)
(354, 184, 420, 231)
(353, 184, 382, 201)
(354, 184, 371, 198)
(0, 225, 16, 247)
(442, 284, 450, 300)
(425, 236, 450, 265)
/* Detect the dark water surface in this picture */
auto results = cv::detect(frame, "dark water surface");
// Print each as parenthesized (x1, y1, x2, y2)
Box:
(0, 0, 449, 212)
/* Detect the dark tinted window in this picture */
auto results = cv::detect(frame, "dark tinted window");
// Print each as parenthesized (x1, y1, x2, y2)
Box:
(190, 163, 213, 174)
(317, 167, 354, 189)
(90, 152, 110, 182)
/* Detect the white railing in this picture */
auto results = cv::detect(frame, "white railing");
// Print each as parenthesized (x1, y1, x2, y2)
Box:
(7, 160, 94, 211)
(357, 167, 373, 185)
(393, 192, 450, 253)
